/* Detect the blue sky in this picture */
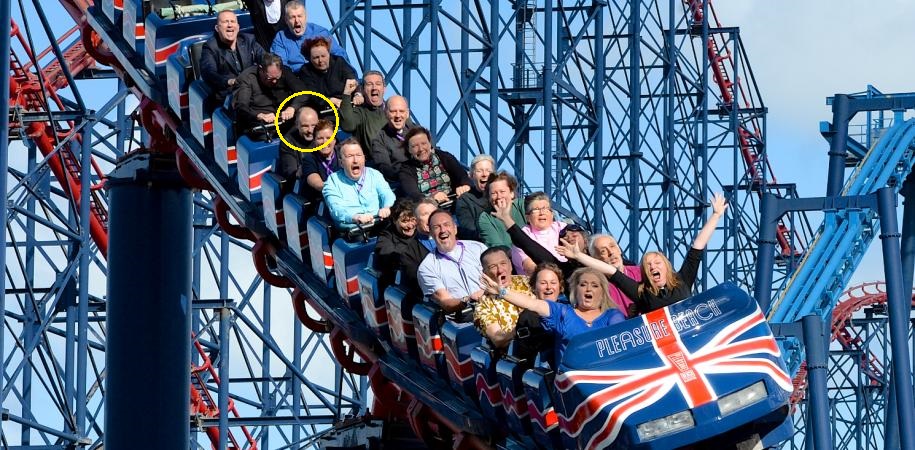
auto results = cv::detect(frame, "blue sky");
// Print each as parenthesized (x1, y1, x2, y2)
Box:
(714, 1, 915, 287)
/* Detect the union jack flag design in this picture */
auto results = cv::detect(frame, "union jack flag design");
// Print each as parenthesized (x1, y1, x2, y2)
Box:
(554, 283, 792, 449)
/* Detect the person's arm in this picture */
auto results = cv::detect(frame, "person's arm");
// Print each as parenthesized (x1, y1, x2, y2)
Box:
(376, 172, 397, 209)
(306, 173, 324, 191)
(200, 43, 231, 90)
(454, 197, 478, 240)
(479, 274, 550, 317)
(692, 193, 728, 250)
(246, 34, 266, 63)
(285, 68, 310, 111)
(397, 165, 423, 200)
(485, 322, 513, 349)
(557, 237, 620, 276)
(339, 91, 362, 132)
(232, 74, 260, 124)
(321, 175, 355, 225)
(369, 133, 396, 178)
(438, 150, 472, 195)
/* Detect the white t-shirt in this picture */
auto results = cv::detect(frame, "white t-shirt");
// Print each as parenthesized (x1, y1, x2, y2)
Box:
(264, 0, 282, 24)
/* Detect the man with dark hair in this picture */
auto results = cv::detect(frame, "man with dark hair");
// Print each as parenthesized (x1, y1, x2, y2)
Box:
(417, 209, 487, 322)
(473, 246, 532, 349)
(340, 71, 388, 151)
(270, 0, 348, 72)
(233, 53, 309, 139)
(200, 10, 265, 109)
(369, 95, 414, 182)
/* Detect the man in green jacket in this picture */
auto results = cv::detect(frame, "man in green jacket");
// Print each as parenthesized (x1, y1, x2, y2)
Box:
(340, 71, 388, 152)
(477, 171, 526, 247)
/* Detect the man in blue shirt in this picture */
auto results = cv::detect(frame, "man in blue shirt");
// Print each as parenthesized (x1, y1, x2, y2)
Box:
(270, 0, 348, 72)
(322, 138, 395, 229)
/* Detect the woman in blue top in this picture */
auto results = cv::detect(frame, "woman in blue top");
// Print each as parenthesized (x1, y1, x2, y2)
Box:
(480, 267, 625, 364)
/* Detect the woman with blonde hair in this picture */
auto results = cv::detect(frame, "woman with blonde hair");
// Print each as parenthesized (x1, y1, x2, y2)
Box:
(480, 266, 624, 363)
(559, 193, 728, 314)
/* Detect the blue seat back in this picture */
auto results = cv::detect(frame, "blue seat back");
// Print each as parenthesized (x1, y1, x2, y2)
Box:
(122, 0, 145, 57)
(188, 80, 213, 147)
(331, 238, 376, 309)
(236, 136, 278, 202)
(357, 267, 389, 340)
(412, 303, 447, 379)
(102, 0, 123, 30)
(521, 367, 562, 449)
(261, 173, 285, 239)
(471, 345, 506, 426)
(306, 216, 335, 286)
(166, 39, 206, 121)
(495, 357, 533, 436)
(144, 11, 215, 77)
(212, 107, 236, 179)
(282, 193, 310, 262)
(384, 285, 418, 361)
(442, 321, 480, 397)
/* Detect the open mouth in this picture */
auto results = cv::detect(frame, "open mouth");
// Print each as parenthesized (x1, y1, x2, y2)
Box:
(542, 288, 555, 297)
(651, 270, 662, 282)
(498, 274, 509, 285)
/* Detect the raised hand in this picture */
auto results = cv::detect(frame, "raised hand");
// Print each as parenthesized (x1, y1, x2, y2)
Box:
(556, 237, 581, 259)
(711, 192, 728, 216)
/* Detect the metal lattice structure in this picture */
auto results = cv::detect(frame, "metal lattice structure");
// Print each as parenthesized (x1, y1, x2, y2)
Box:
(4, 0, 911, 449)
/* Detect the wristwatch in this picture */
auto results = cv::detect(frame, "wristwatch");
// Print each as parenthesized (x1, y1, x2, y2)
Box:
(497, 287, 507, 299)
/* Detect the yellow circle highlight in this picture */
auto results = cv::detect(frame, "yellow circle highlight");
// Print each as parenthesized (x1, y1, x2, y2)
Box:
(275, 91, 340, 153)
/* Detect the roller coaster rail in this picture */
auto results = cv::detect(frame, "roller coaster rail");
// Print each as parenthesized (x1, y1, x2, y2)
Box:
(4, 0, 915, 448)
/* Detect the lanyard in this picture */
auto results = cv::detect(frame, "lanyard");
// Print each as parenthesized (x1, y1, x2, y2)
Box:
(320, 152, 336, 177)
(436, 242, 473, 293)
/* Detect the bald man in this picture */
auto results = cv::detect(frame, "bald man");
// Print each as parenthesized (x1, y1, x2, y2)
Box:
(369, 95, 415, 182)
(200, 10, 265, 108)
(275, 106, 318, 192)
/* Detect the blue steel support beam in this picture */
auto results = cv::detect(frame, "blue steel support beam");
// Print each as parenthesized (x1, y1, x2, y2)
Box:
(488, 0, 498, 168)
(592, 1, 605, 232)
(626, 0, 641, 246)
(218, 306, 230, 450)
(875, 186, 915, 450)
(105, 152, 192, 449)
(802, 314, 833, 450)
(754, 193, 778, 312)
(887, 168, 915, 450)
(826, 94, 850, 197)
(76, 120, 95, 439)
(0, 0, 12, 418)
(542, 0, 553, 197)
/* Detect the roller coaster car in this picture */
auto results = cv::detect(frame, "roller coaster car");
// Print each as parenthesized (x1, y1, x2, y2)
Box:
(306, 215, 336, 287)
(412, 303, 448, 379)
(282, 193, 312, 262)
(522, 366, 564, 449)
(471, 342, 508, 427)
(553, 282, 792, 449)
(212, 107, 237, 179)
(236, 135, 278, 202)
(357, 265, 390, 341)
(189, 80, 214, 147)
(496, 354, 534, 437)
(166, 39, 206, 121)
(384, 284, 419, 361)
(261, 173, 286, 237)
(146, 10, 251, 77)
(331, 237, 376, 311)
(441, 321, 481, 398)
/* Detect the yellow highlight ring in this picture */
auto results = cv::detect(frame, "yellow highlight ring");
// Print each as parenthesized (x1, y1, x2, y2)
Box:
(275, 91, 340, 153)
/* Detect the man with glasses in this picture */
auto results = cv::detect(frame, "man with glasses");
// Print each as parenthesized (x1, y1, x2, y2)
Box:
(233, 53, 310, 140)
(417, 209, 487, 323)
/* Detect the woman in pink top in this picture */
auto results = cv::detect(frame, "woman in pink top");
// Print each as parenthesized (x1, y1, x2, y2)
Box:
(510, 192, 567, 275)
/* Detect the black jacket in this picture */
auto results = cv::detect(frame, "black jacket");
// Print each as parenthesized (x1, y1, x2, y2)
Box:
(297, 55, 356, 111)
(199, 33, 265, 107)
(609, 247, 703, 313)
(232, 65, 308, 133)
(242, 0, 292, 50)
(453, 186, 489, 240)
(374, 228, 430, 301)
(369, 122, 415, 182)
(397, 149, 472, 201)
